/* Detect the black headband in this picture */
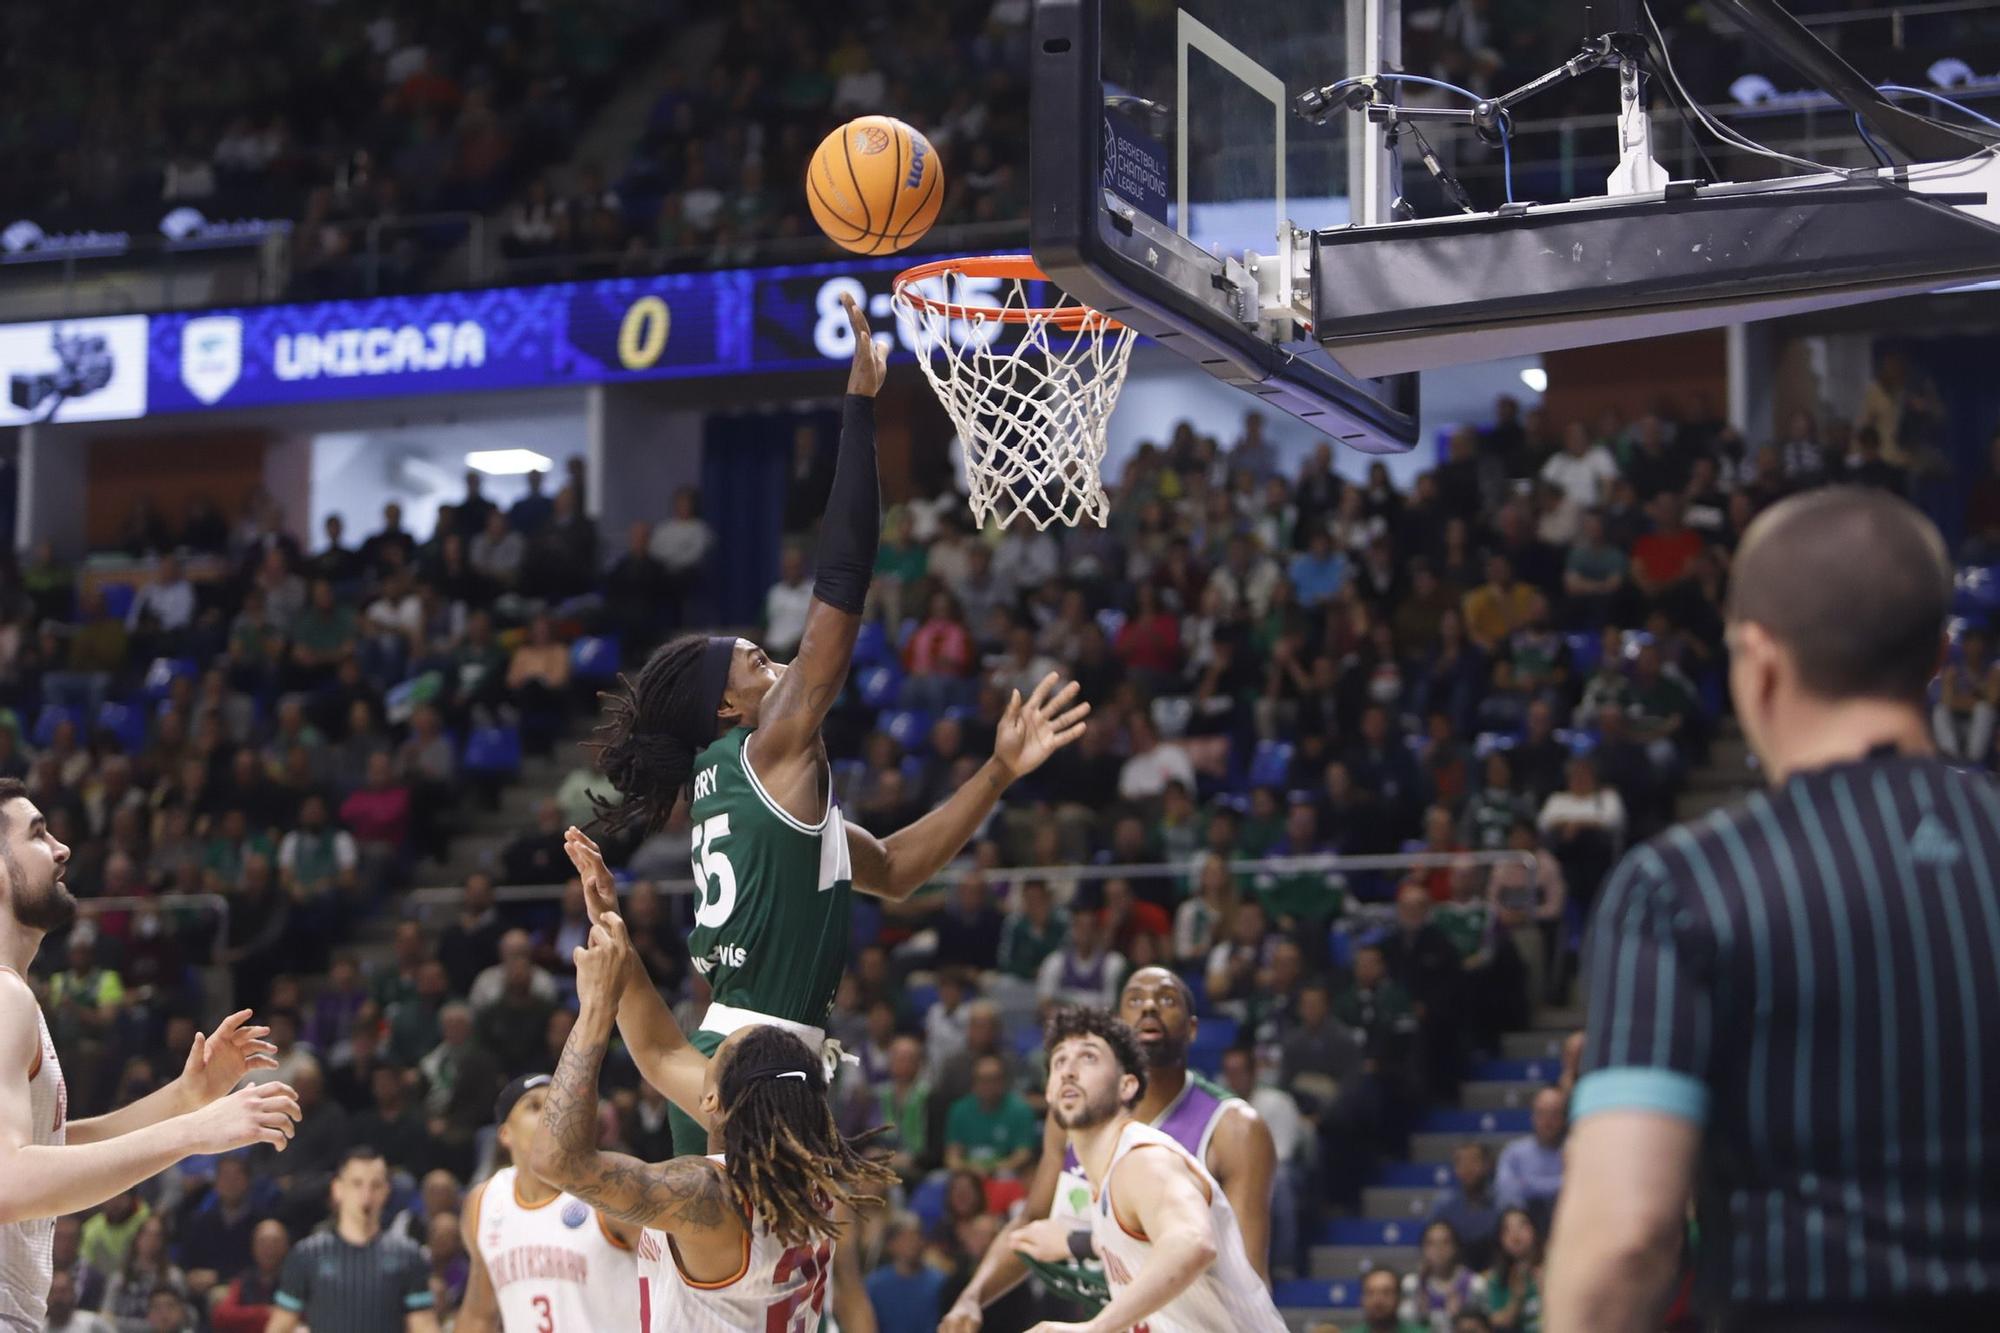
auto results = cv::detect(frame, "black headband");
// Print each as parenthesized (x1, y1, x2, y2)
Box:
(493, 1073, 551, 1123)
(668, 636, 738, 749)
(731, 1059, 817, 1086)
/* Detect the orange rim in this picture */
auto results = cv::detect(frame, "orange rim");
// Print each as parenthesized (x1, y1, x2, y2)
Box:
(892, 255, 1124, 331)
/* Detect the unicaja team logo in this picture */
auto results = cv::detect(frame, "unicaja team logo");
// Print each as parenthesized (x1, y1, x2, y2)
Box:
(180, 315, 243, 405)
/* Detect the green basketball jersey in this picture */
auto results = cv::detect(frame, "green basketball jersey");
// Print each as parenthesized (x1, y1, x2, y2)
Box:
(684, 727, 853, 1028)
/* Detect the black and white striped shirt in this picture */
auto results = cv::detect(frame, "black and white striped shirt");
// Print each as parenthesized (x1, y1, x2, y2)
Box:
(275, 1227, 433, 1331)
(1576, 747, 2000, 1314)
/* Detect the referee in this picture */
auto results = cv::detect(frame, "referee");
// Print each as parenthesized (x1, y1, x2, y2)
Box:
(1546, 487, 1999, 1333)
(267, 1146, 439, 1333)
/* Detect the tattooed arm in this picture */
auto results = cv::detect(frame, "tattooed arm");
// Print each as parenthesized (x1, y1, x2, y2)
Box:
(529, 923, 740, 1241)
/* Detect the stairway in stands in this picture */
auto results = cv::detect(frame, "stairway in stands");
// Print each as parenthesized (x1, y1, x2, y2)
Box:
(1271, 722, 1760, 1329)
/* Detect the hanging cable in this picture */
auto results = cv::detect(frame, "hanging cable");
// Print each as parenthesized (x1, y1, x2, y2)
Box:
(1640, 0, 1845, 175)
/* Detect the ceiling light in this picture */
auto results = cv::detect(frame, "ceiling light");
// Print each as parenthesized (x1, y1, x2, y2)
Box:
(465, 448, 552, 476)
(1519, 367, 1548, 393)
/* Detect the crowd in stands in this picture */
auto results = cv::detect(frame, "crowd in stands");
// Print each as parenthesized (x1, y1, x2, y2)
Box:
(19, 366, 2000, 1329)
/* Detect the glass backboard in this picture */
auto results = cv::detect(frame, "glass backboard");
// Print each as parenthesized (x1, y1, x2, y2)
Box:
(1031, 0, 1418, 451)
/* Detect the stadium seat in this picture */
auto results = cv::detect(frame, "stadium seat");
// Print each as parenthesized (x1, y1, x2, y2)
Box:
(1953, 565, 2000, 617)
(858, 664, 902, 710)
(463, 726, 523, 775)
(95, 701, 148, 754)
(1417, 1107, 1532, 1134)
(98, 583, 137, 622)
(1275, 1278, 1362, 1310)
(1473, 731, 1520, 758)
(853, 620, 891, 668)
(1248, 739, 1294, 789)
(898, 754, 927, 788)
(31, 704, 83, 749)
(908, 1174, 949, 1231)
(880, 709, 931, 750)
(1313, 1218, 1428, 1247)
(1564, 630, 1601, 674)
(1095, 607, 1127, 640)
(1371, 1161, 1455, 1189)
(569, 635, 621, 681)
(140, 657, 198, 702)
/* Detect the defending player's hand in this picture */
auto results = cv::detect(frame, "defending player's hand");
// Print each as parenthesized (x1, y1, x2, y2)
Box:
(565, 826, 619, 926)
(993, 673, 1091, 779)
(573, 913, 633, 1011)
(939, 1298, 985, 1333)
(177, 1009, 279, 1107)
(1007, 1216, 1078, 1265)
(842, 291, 887, 397)
(1022, 1322, 1094, 1333)
(187, 1079, 301, 1155)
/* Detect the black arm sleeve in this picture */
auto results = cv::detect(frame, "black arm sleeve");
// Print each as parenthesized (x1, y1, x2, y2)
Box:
(811, 394, 881, 615)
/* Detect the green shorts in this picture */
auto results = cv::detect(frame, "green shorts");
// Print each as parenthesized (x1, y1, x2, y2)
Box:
(668, 1027, 728, 1157)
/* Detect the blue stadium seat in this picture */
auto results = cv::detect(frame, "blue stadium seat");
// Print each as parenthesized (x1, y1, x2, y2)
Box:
(1314, 1218, 1426, 1247)
(1470, 1058, 1561, 1084)
(1418, 1107, 1531, 1134)
(1193, 1015, 1238, 1047)
(1473, 731, 1520, 759)
(1953, 565, 2000, 617)
(1564, 631, 1601, 674)
(858, 665, 902, 710)
(463, 726, 523, 775)
(853, 620, 891, 668)
(31, 704, 82, 749)
(569, 635, 621, 682)
(831, 758, 867, 795)
(1372, 1161, 1455, 1189)
(1275, 1278, 1362, 1310)
(1556, 728, 1597, 757)
(140, 657, 199, 703)
(99, 583, 137, 622)
(95, 701, 148, 754)
(1095, 608, 1127, 640)
(908, 1174, 949, 1232)
(880, 709, 931, 751)
(1248, 740, 1293, 789)
(899, 754, 927, 788)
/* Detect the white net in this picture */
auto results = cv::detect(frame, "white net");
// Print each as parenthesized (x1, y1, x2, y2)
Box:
(894, 263, 1137, 530)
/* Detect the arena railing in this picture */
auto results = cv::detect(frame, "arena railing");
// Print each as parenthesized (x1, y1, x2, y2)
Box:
(68, 892, 231, 960)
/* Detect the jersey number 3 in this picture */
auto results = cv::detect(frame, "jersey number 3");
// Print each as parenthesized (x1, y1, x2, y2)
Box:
(690, 814, 737, 929)
(766, 1242, 831, 1333)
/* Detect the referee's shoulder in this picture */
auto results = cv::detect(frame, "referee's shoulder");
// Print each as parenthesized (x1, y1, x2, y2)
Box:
(1617, 785, 1785, 893)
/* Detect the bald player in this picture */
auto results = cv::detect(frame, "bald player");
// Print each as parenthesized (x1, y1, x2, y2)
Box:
(942, 966, 1276, 1329)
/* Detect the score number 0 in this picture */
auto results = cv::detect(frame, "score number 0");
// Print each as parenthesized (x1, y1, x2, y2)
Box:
(618, 295, 672, 370)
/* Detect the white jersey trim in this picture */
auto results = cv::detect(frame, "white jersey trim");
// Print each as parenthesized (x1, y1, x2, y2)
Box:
(738, 732, 834, 834)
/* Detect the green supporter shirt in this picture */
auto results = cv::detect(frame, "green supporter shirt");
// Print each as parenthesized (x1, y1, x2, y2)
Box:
(945, 1091, 1040, 1169)
(997, 910, 1067, 981)
(1254, 868, 1346, 924)
(879, 1081, 931, 1161)
(874, 541, 928, 584)
(1434, 901, 1492, 958)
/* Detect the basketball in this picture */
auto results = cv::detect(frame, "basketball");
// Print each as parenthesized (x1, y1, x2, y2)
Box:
(805, 115, 944, 256)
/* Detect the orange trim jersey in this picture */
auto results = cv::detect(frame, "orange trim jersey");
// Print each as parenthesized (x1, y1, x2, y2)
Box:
(473, 1167, 637, 1333)
(638, 1154, 833, 1333)
(0, 975, 64, 1331)
(1089, 1122, 1286, 1333)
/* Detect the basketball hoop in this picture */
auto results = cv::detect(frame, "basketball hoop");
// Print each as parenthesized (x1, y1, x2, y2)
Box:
(892, 255, 1136, 530)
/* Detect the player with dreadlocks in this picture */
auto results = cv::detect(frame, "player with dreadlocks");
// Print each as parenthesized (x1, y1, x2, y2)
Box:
(532, 906, 896, 1332)
(585, 295, 1091, 1162)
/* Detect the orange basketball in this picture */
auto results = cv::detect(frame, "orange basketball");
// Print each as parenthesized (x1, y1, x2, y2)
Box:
(806, 115, 945, 256)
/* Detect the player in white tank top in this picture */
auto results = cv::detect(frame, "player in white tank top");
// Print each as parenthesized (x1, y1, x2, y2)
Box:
(459, 1076, 639, 1332)
(529, 910, 895, 1333)
(0, 790, 301, 1333)
(1008, 1008, 1286, 1333)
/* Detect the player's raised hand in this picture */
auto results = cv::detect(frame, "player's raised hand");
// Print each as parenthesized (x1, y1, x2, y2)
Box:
(187, 1080, 301, 1155)
(573, 913, 632, 1012)
(565, 826, 619, 925)
(993, 672, 1091, 780)
(842, 291, 887, 397)
(178, 1009, 278, 1107)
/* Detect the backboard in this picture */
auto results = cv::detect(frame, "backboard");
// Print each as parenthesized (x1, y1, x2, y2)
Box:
(1030, 0, 1420, 453)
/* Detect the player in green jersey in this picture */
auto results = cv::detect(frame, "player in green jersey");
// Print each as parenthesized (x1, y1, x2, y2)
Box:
(577, 294, 1088, 1152)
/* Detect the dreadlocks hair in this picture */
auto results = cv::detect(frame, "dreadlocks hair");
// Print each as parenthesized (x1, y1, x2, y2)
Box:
(1044, 1006, 1149, 1108)
(586, 634, 719, 837)
(717, 1026, 897, 1247)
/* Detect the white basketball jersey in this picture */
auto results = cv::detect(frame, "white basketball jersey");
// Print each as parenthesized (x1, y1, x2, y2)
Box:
(638, 1155, 833, 1333)
(1089, 1122, 1286, 1333)
(475, 1166, 639, 1333)
(0, 992, 65, 1331)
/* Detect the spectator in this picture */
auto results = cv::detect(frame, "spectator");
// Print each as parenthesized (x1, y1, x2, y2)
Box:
(996, 878, 1065, 983)
(1461, 555, 1535, 653)
(1173, 852, 1237, 969)
(1380, 878, 1463, 1027)
(465, 926, 558, 1013)
(905, 590, 975, 684)
(210, 1220, 289, 1333)
(1483, 1208, 1545, 1333)
(339, 752, 411, 870)
(875, 1034, 933, 1180)
(762, 545, 813, 659)
(1535, 755, 1625, 911)
(603, 521, 674, 647)
(277, 793, 357, 911)
(504, 615, 570, 755)
(472, 948, 554, 1074)
(934, 871, 1004, 972)
(1204, 898, 1273, 1020)
(52, 1214, 107, 1313)
(499, 799, 568, 885)
(1351, 1267, 1425, 1333)
(1288, 529, 1350, 608)
(1036, 908, 1123, 1010)
(867, 1212, 945, 1333)
(437, 872, 502, 995)
(1933, 628, 1997, 763)
(126, 557, 197, 638)
(1494, 1087, 1567, 1220)
(175, 1155, 266, 1303)
(1430, 1142, 1503, 1272)
(43, 1269, 113, 1333)
(467, 509, 525, 589)
(1402, 1221, 1490, 1332)
(387, 961, 451, 1067)
(1335, 945, 1419, 1072)
(943, 1054, 1038, 1176)
(1118, 713, 1195, 803)
(141, 1289, 189, 1333)
(931, 1002, 1016, 1114)
(649, 486, 715, 596)
(1218, 1045, 1304, 1168)
(102, 1215, 187, 1331)
(1462, 754, 1530, 851)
